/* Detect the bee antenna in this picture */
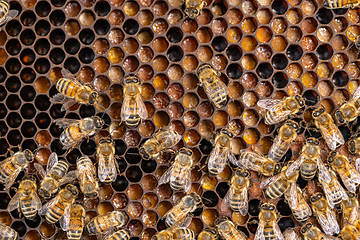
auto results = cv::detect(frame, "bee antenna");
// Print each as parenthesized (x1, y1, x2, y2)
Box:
(262, 190, 268, 203)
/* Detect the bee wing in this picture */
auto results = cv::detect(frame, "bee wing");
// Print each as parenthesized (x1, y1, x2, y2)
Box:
(254, 219, 265, 240)
(120, 96, 131, 121)
(7, 192, 21, 212)
(171, 213, 193, 229)
(319, 124, 344, 151)
(0, 222, 18, 238)
(284, 229, 301, 240)
(286, 181, 298, 209)
(238, 186, 249, 216)
(0, 10, 18, 26)
(59, 204, 72, 231)
(50, 93, 78, 111)
(355, 158, 360, 173)
(286, 155, 304, 177)
(347, 205, 359, 225)
(208, 144, 227, 173)
(34, 163, 46, 179)
(352, 84, 360, 102)
(159, 165, 174, 185)
(260, 173, 282, 189)
(341, 166, 360, 193)
(223, 186, 232, 206)
(98, 155, 116, 183)
(228, 148, 238, 166)
(39, 195, 60, 215)
(46, 152, 58, 173)
(135, 95, 148, 120)
(61, 68, 78, 82)
(325, 207, 340, 235)
(183, 168, 192, 194)
(58, 170, 78, 186)
(54, 118, 79, 129)
(257, 99, 283, 110)
(317, 158, 332, 183)
(32, 192, 42, 211)
(273, 221, 285, 240)
(3, 168, 21, 190)
(238, 149, 263, 172)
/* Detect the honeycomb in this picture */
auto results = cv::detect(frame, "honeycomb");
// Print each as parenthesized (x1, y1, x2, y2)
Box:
(0, 0, 359, 239)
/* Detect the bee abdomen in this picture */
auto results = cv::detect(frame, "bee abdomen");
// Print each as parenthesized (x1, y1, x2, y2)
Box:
(60, 126, 82, 147)
(269, 143, 287, 162)
(301, 163, 317, 180)
(266, 181, 288, 199)
(51, 160, 69, 179)
(56, 79, 78, 98)
(165, 213, 178, 227)
(107, 230, 130, 240)
(87, 218, 108, 234)
(67, 220, 83, 240)
(0, 1, 9, 19)
(45, 205, 64, 223)
(173, 228, 196, 239)
(262, 226, 276, 240)
(21, 198, 37, 219)
(229, 197, 246, 212)
(209, 86, 227, 108)
(124, 115, 141, 127)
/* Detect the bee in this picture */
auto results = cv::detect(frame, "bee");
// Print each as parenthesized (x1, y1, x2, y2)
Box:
(312, 107, 344, 151)
(340, 224, 359, 240)
(348, 136, 360, 154)
(183, 0, 207, 18)
(335, 79, 360, 124)
(97, 137, 118, 183)
(87, 211, 128, 235)
(152, 227, 196, 240)
(50, 69, 101, 111)
(223, 169, 250, 216)
(77, 156, 99, 199)
(255, 203, 284, 240)
(238, 147, 281, 176)
(327, 152, 360, 193)
(257, 95, 305, 125)
(0, 1, 18, 27)
(55, 116, 104, 150)
(198, 64, 228, 109)
(208, 129, 237, 175)
(164, 192, 201, 228)
(341, 192, 359, 225)
(284, 228, 302, 240)
(159, 148, 195, 193)
(323, 0, 360, 8)
(284, 181, 312, 222)
(7, 176, 41, 220)
(268, 120, 299, 162)
(310, 193, 340, 235)
(121, 76, 147, 127)
(139, 130, 182, 160)
(260, 163, 299, 200)
(106, 229, 130, 240)
(34, 152, 77, 199)
(0, 148, 33, 190)
(215, 217, 247, 240)
(67, 204, 85, 240)
(0, 221, 19, 240)
(301, 223, 340, 240)
(198, 227, 218, 240)
(39, 184, 79, 228)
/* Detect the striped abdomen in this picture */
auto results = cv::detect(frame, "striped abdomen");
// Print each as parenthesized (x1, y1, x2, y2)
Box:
(324, 0, 360, 8)
(326, 180, 344, 205)
(49, 160, 68, 180)
(67, 217, 83, 240)
(107, 230, 130, 240)
(98, 157, 116, 183)
(0, 161, 17, 183)
(208, 148, 227, 175)
(292, 199, 312, 222)
(205, 80, 227, 108)
(170, 165, 186, 191)
(173, 228, 196, 240)
(268, 136, 291, 162)
(123, 99, 141, 127)
(56, 78, 79, 98)
(301, 159, 317, 181)
(87, 216, 111, 234)
(265, 105, 288, 125)
(45, 202, 65, 223)
(165, 206, 189, 227)
(60, 126, 83, 148)
(20, 196, 37, 220)
(0, 1, 9, 19)
(229, 191, 246, 212)
(0, 224, 18, 240)
(266, 177, 289, 199)
(262, 224, 276, 240)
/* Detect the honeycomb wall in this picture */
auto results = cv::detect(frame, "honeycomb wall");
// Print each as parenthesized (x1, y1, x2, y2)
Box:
(0, 0, 358, 239)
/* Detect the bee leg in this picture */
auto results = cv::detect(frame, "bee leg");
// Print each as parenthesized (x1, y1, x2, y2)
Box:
(115, 160, 121, 175)
(7, 148, 14, 156)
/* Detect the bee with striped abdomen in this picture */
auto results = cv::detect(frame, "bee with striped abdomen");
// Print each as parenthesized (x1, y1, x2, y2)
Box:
(55, 116, 104, 151)
(7, 176, 41, 220)
(50, 69, 101, 111)
(39, 184, 79, 227)
(66, 204, 85, 240)
(284, 228, 302, 240)
(139, 130, 182, 160)
(323, 0, 360, 8)
(238, 147, 281, 176)
(164, 192, 201, 228)
(77, 156, 98, 199)
(97, 137, 118, 183)
(284, 181, 312, 222)
(257, 95, 304, 125)
(0, 148, 33, 190)
(198, 227, 218, 240)
(152, 227, 196, 240)
(312, 107, 344, 151)
(216, 217, 247, 240)
(348, 135, 360, 154)
(0, 1, 18, 27)
(86, 211, 128, 235)
(105, 229, 130, 240)
(34, 152, 77, 199)
(0, 221, 19, 240)
(159, 148, 195, 193)
(121, 76, 147, 128)
(268, 120, 299, 162)
(208, 129, 237, 175)
(183, 0, 207, 18)
(223, 169, 249, 216)
(301, 223, 340, 240)
(198, 64, 228, 108)
(255, 203, 284, 240)
(340, 224, 359, 240)
(341, 192, 359, 225)
(310, 193, 340, 235)
(327, 152, 360, 193)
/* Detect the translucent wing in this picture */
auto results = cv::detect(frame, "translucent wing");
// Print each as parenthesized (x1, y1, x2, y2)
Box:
(159, 165, 174, 185)
(356, 158, 360, 173)
(171, 214, 193, 229)
(208, 144, 227, 174)
(58, 170, 78, 186)
(286, 182, 298, 209)
(32, 193, 42, 211)
(182, 168, 192, 193)
(7, 192, 21, 212)
(61, 68, 78, 82)
(352, 84, 360, 102)
(238, 149, 263, 172)
(284, 229, 302, 240)
(319, 124, 344, 151)
(286, 155, 304, 177)
(54, 118, 79, 129)
(257, 99, 283, 110)
(39, 195, 60, 215)
(341, 167, 360, 193)
(0, 10, 18, 26)
(46, 152, 58, 173)
(317, 158, 332, 183)
(98, 155, 116, 183)
(120, 96, 131, 121)
(0, 222, 18, 238)
(50, 94, 78, 111)
(223, 186, 232, 206)
(228, 149, 238, 166)
(347, 204, 359, 225)
(259, 99, 291, 125)
(34, 163, 46, 179)
(325, 207, 340, 235)
(135, 95, 148, 120)
(254, 218, 265, 240)
(320, 171, 348, 209)
(60, 204, 72, 231)
(269, 134, 292, 162)
(3, 168, 21, 190)
(273, 221, 285, 240)
(260, 173, 282, 189)
(238, 186, 248, 216)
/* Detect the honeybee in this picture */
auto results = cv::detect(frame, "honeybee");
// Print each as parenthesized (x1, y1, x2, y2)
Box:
(341, 192, 359, 225)
(348, 136, 360, 154)
(335, 81, 360, 124)
(257, 95, 305, 125)
(268, 120, 299, 162)
(0, 221, 19, 240)
(284, 228, 302, 240)
(284, 181, 312, 222)
(310, 193, 340, 235)
(77, 156, 99, 199)
(106, 229, 130, 240)
(198, 64, 228, 109)
(139, 130, 182, 160)
(67, 204, 85, 240)
(50, 69, 101, 111)
(260, 163, 299, 200)
(121, 76, 147, 127)
(164, 192, 201, 227)
(255, 203, 284, 240)
(96, 137, 118, 183)
(34, 152, 77, 199)
(301, 223, 340, 240)
(159, 148, 194, 193)
(323, 0, 360, 8)
(86, 211, 128, 235)
(238, 147, 281, 176)
(7, 176, 41, 220)
(223, 169, 249, 216)
(340, 224, 359, 240)
(327, 152, 360, 193)
(312, 107, 344, 151)
(39, 184, 79, 228)
(152, 227, 196, 240)
(216, 217, 247, 240)
(55, 116, 104, 150)
(183, 0, 207, 18)
(198, 227, 218, 240)
(0, 1, 18, 27)
(0, 148, 33, 190)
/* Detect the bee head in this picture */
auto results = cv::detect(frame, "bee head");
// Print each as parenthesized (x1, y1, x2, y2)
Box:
(295, 95, 305, 107)
(301, 223, 312, 233)
(125, 76, 139, 84)
(310, 193, 322, 202)
(335, 110, 345, 124)
(66, 184, 79, 196)
(327, 151, 337, 163)
(306, 137, 319, 145)
(185, 7, 199, 18)
(221, 128, 233, 138)
(204, 227, 217, 236)
(139, 147, 150, 160)
(236, 169, 249, 178)
(39, 188, 50, 199)
(273, 163, 281, 175)
(85, 192, 98, 199)
(348, 192, 356, 198)
(285, 120, 299, 130)
(348, 140, 356, 154)
(24, 149, 34, 162)
(93, 116, 105, 129)
(89, 92, 98, 104)
(99, 137, 113, 144)
(261, 203, 275, 211)
(312, 108, 325, 118)
(189, 192, 201, 205)
(215, 216, 228, 226)
(180, 148, 193, 156)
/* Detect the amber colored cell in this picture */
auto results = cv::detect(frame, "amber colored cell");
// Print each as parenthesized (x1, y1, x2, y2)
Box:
(126, 184, 143, 200)
(241, 73, 258, 89)
(138, 30, 153, 44)
(317, 27, 332, 43)
(122, 38, 139, 54)
(35, 130, 51, 147)
(39, 222, 56, 238)
(349, 80, 359, 94)
(123, 56, 139, 72)
(211, 18, 228, 35)
(138, 120, 155, 137)
(347, 63, 360, 78)
(93, 57, 110, 74)
(255, 45, 272, 61)
(333, 90, 347, 105)
(302, 72, 318, 88)
(196, 28, 212, 44)
(332, 53, 348, 70)
(195, 46, 212, 63)
(99, 185, 113, 201)
(166, 83, 184, 101)
(108, 85, 122, 101)
(232, 212, 249, 225)
(79, 11, 95, 26)
(227, 82, 243, 99)
(202, 209, 218, 226)
(145, 102, 155, 118)
(108, 28, 124, 44)
(156, 201, 172, 217)
(241, 18, 256, 34)
(182, 37, 198, 52)
(272, 18, 287, 34)
(93, 39, 109, 55)
(109, 10, 125, 25)
(112, 193, 128, 209)
(301, 36, 317, 51)
(151, 75, 168, 91)
(286, 63, 302, 80)
(242, 91, 258, 107)
(152, 1, 168, 16)
(241, 55, 257, 70)
(157, 183, 173, 199)
(256, 27, 273, 43)
(212, 110, 228, 127)
(34, 77, 50, 93)
(137, 11, 153, 26)
(198, 9, 213, 25)
(242, 109, 259, 126)
(153, 111, 169, 127)
(152, 37, 168, 52)
(241, 36, 257, 52)
(302, 54, 317, 70)
(127, 202, 143, 218)
(258, 119, 274, 134)
(80, 0, 96, 7)
(108, 47, 124, 64)
(226, 27, 242, 43)
(227, 101, 241, 118)
(153, 93, 170, 109)
(142, 193, 158, 209)
(65, 1, 81, 17)
(64, 20, 80, 36)
(201, 173, 218, 190)
(141, 84, 154, 101)
(198, 120, 214, 138)
(96, 94, 110, 111)
(137, 46, 153, 63)
(302, 18, 317, 34)
(35, 148, 51, 164)
(184, 111, 200, 127)
(93, 76, 110, 92)
(24, 230, 41, 240)
(243, 128, 260, 145)
(331, 18, 346, 33)
(128, 220, 143, 236)
(168, 0, 182, 6)
(332, 35, 347, 51)
(182, 55, 198, 71)
(182, 19, 198, 34)
(124, 1, 139, 16)
(286, 9, 301, 24)
(138, 65, 154, 82)
(0, 31, 6, 46)
(152, 56, 168, 72)
(109, 104, 121, 120)
(257, 81, 273, 97)
(108, 66, 123, 84)
(286, 27, 301, 43)
(317, 81, 333, 97)
(242, 0, 256, 14)
(184, 130, 201, 146)
(348, 9, 360, 24)
(256, 9, 272, 24)
(142, 210, 158, 227)
(140, 175, 157, 191)
(212, 55, 228, 71)
(166, 65, 183, 81)
(287, 82, 302, 96)
(271, 35, 288, 52)
(152, 18, 168, 34)
(182, 93, 199, 109)
(139, 0, 153, 6)
(124, 130, 141, 147)
(225, 9, 241, 25)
